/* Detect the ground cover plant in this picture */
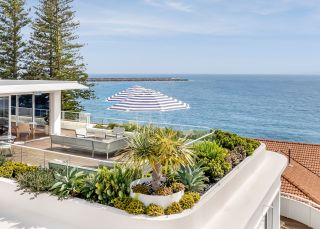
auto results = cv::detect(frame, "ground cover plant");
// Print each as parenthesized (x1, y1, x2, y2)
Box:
(0, 128, 260, 217)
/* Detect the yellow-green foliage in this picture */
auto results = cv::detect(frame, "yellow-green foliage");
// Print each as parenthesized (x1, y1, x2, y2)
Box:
(171, 182, 185, 193)
(165, 202, 183, 215)
(185, 192, 201, 203)
(179, 194, 195, 210)
(113, 197, 132, 210)
(132, 184, 150, 195)
(125, 199, 146, 215)
(0, 161, 37, 178)
(146, 204, 164, 216)
(155, 186, 173, 196)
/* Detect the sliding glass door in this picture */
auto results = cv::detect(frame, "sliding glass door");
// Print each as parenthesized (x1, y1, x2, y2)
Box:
(0, 97, 9, 136)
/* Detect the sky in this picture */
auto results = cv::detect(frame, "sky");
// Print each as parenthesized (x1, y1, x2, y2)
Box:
(27, 0, 320, 75)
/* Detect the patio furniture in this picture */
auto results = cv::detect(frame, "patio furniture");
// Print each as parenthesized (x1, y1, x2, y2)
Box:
(106, 127, 125, 138)
(29, 122, 37, 136)
(16, 122, 31, 139)
(86, 127, 107, 139)
(50, 135, 128, 158)
(75, 128, 95, 138)
(0, 135, 16, 143)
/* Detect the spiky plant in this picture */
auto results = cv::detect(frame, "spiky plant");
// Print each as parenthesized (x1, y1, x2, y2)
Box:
(176, 163, 208, 192)
(125, 126, 193, 190)
(50, 167, 85, 199)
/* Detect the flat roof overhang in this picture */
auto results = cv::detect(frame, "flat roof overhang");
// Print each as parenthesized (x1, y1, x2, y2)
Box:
(0, 80, 88, 95)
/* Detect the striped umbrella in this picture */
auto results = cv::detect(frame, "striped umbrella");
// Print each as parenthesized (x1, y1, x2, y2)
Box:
(107, 89, 190, 112)
(106, 85, 146, 102)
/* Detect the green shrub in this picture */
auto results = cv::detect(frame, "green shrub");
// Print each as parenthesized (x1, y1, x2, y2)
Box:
(171, 182, 185, 193)
(185, 192, 200, 203)
(179, 194, 195, 210)
(125, 199, 146, 215)
(155, 186, 173, 196)
(16, 168, 55, 195)
(132, 184, 150, 195)
(93, 124, 106, 129)
(0, 161, 37, 178)
(80, 173, 99, 201)
(193, 141, 231, 181)
(165, 202, 183, 215)
(213, 130, 260, 156)
(0, 166, 13, 177)
(146, 204, 164, 216)
(50, 167, 85, 199)
(176, 163, 208, 192)
(113, 196, 132, 210)
(95, 165, 141, 204)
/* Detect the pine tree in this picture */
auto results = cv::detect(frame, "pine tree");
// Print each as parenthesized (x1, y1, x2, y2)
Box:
(27, 0, 94, 111)
(0, 0, 30, 79)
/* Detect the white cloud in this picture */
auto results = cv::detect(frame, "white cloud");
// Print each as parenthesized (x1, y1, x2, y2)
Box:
(144, 0, 193, 12)
(79, 10, 249, 37)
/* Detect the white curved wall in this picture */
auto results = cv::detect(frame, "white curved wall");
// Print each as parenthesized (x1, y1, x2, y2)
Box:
(281, 196, 320, 229)
(0, 144, 287, 229)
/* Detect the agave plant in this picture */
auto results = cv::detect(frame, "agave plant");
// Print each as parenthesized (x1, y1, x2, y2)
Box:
(125, 126, 193, 190)
(175, 163, 208, 192)
(50, 167, 85, 199)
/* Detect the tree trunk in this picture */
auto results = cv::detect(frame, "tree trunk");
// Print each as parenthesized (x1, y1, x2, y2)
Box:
(151, 163, 162, 190)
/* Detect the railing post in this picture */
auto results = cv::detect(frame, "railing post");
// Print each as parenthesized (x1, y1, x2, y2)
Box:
(288, 148, 291, 164)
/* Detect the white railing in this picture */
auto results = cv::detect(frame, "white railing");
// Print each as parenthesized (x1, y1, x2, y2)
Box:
(281, 192, 320, 228)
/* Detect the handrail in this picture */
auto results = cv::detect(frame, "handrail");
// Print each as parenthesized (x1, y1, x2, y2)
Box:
(281, 192, 320, 210)
(185, 131, 215, 146)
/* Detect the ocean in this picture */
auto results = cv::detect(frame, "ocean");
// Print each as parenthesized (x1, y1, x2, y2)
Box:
(81, 74, 320, 143)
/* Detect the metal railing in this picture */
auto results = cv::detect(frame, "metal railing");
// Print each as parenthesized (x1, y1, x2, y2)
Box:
(11, 143, 115, 169)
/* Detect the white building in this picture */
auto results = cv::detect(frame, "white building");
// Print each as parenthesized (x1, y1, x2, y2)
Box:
(0, 80, 87, 137)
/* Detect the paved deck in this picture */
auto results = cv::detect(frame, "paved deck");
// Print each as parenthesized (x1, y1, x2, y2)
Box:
(281, 216, 312, 229)
(11, 129, 125, 168)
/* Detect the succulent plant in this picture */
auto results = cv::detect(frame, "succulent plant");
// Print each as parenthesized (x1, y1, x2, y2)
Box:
(185, 192, 200, 203)
(176, 163, 208, 192)
(113, 197, 132, 210)
(146, 204, 165, 216)
(171, 182, 185, 193)
(125, 199, 146, 215)
(132, 184, 150, 195)
(155, 186, 173, 196)
(50, 167, 85, 199)
(179, 194, 195, 210)
(165, 202, 183, 215)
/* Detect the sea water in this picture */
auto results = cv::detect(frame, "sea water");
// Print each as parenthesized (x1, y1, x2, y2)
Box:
(81, 74, 320, 143)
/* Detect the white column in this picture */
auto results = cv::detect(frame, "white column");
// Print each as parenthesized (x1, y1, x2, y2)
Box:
(8, 95, 11, 136)
(271, 191, 281, 229)
(16, 95, 19, 123)
(49, 91, 61, 135)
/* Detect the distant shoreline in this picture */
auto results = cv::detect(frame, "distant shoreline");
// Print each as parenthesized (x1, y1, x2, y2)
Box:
(88, 77, 188, 82)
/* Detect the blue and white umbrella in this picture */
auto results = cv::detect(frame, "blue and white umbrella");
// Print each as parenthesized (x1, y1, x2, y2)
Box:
(107, 89, 190, 112)
(106, 85, 146, 102)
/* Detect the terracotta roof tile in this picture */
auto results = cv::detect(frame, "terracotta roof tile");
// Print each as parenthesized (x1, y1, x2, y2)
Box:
(257, 139, 320, 205)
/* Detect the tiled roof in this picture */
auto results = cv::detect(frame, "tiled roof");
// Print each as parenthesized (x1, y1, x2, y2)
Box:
(281, 177, 311, 201)
(258, 139, 320, 205)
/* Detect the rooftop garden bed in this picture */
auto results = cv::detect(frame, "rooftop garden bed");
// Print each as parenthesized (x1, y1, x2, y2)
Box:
(0, 128, 260, 217)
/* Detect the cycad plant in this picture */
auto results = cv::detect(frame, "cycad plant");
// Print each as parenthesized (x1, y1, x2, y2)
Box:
(126, 126, 193, 190)
(50, 167, 85, 199)
(176, 163, 208, 192)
